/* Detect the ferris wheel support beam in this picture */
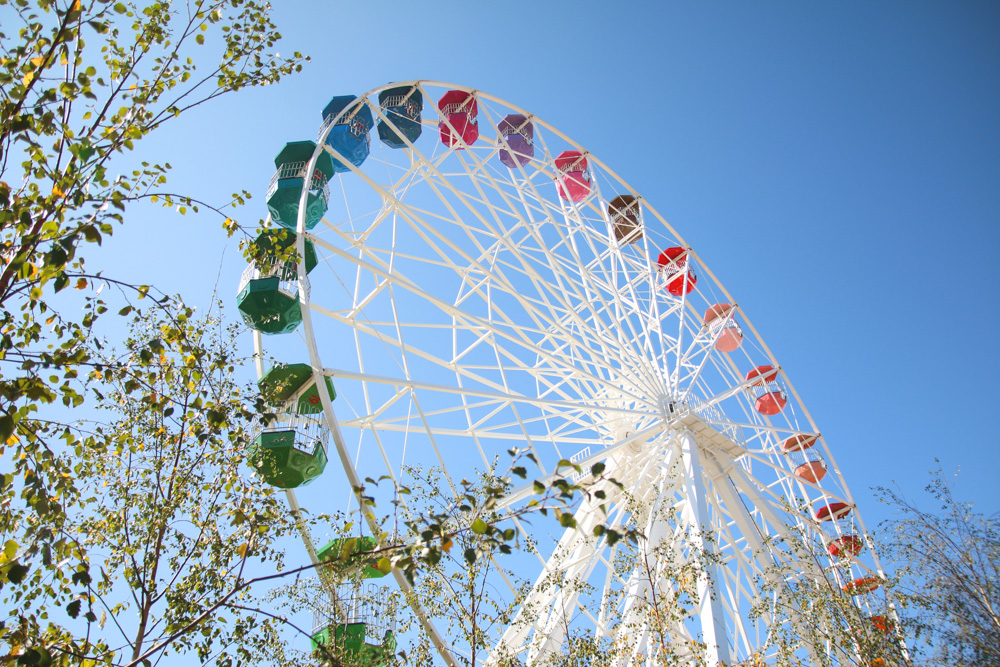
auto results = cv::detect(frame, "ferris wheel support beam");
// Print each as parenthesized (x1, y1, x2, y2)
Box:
(702, 452, 822, 665)
(678, 430, 732, 666)
(494, 441, 676, 664)
(491, 467, 625, 663)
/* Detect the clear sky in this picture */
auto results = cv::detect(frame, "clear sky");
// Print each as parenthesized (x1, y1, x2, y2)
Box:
(104, 0, 998, 547)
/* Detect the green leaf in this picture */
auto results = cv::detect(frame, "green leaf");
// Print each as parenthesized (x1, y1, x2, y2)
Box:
(471, 518, 488, 535)
(0, 416, 13, 441)
(6, 561, 28, 584)
(81, 225, 102, 245)
(591, 461, 606, 476)
(1, 540, 17, 563)
(66, 599, 81, 618)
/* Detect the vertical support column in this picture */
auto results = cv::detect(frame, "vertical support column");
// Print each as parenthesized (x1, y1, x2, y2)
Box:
(679, 430, 732, 666)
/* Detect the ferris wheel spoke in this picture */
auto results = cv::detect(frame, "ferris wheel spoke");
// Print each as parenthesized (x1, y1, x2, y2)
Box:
(311, 235, 654, 410)
(536, 207, 664, 395)
(336, 189, 640, 392)
(449, 144, 665, 396)
(322, 365, 650, 423)
(324, 367, 655, 452)
(563, 207, 668, 393)
(459, 202, 662, 397)
(495, 449, 661, 661)
(674, 319, 725, 402)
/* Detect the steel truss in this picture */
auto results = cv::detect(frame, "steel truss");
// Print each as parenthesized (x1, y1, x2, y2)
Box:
(247, 81, 890, 666)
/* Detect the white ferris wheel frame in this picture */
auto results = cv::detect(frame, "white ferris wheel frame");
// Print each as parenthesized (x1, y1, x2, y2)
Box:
(246, 80, 890, 667)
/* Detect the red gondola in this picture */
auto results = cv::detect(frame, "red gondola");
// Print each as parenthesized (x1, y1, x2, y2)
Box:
(555, 150, 591, 202)
(657, 247, 697, 296)
(827, 535, 864, 558)
(869, 615, 894, 633)
(437, 90, 478, 148)
(843, 576, 883, 596)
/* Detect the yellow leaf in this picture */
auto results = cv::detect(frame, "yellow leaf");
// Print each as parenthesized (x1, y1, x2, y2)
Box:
(22, 71, 34, 86)
(339, 538, 357, 561)
(441, 536, 453, 553)
(52, 184, 65, 197)
(5, 434, 18, 446)
(377, 557, 392, 574)
(30, 56, 45, 67)
(73, 0, 81, 10)
(237, 542, 249, 558)
(75, 278, 88, 290)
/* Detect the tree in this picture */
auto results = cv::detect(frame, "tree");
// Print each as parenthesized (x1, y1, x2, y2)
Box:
(393, 465, 526, 667)
(262, 456, 638, 667)
(358, 470, 914, 667)
(751, 549, 910, 667)
(4, 302, 318, 665)
(878, 468, 1000, 666)
(0, 0, 304, 660)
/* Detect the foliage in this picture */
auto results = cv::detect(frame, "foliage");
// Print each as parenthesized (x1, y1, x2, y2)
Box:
(752, 551, 909, 667)
(265, 456, 641, 667)
(0, 0, 304, 661)
(878, 467, 1000, 666)
(2, 303, 314, 665)
(497, 492, 719, 667)
(392, 466, 526, 667)
(81, 304, 306, 666)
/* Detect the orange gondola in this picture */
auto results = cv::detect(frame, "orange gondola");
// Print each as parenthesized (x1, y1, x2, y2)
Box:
(781, 433, 818, 453)
(703, 303, 744, 352)
(814, 501, 851, 522)
(843, 576, 883, 596)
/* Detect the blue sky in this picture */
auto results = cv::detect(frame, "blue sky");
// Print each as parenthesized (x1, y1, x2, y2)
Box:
(106, 0, 999, 542)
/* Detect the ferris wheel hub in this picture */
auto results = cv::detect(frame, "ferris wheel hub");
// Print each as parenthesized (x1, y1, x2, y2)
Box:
(656, 394, 677, 421)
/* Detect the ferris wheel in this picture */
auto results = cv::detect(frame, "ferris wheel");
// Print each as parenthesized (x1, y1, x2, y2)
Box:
(236, 81, 894, 666)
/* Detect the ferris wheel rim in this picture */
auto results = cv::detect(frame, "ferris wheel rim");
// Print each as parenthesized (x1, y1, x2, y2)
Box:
(241, 80, 892, 664)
